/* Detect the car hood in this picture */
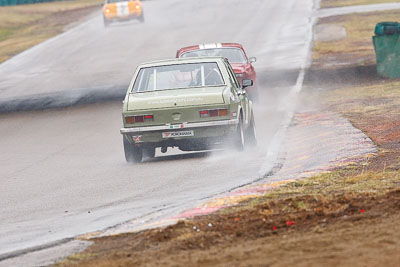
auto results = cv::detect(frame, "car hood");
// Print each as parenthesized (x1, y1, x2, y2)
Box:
(230, 63, 246, 74)
(127, 86, 227, 111)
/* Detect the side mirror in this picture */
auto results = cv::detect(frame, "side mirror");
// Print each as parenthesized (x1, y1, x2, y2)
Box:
(249, 57, 257, 63)
(242, 79, 253, 89)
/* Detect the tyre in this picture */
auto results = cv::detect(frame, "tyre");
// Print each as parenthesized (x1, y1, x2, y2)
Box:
(234, 115, 245, 151)
(123, 136, 143, 163)
(143, 147, 155, 158)
(246, 113, 257, 147)
(139, 14, 145, 23)
(103, 16, 110, 28)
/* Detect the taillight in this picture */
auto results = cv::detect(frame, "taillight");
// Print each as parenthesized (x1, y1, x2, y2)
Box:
(219, 109, 228, 116)
(125, 114, 153, 124)
(125, 116, 135, 124)
(209, 110, 218, 117)
(135, 116, 144, 123)
(199, 109, 228, 118)
(144, 115, 153, 120)
(200, 110, 209, 117)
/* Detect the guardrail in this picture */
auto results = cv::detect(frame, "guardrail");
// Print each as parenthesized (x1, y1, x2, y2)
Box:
(0, 0, 65, 6)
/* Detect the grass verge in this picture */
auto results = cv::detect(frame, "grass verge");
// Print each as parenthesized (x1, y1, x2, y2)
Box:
(0, 0, 102, 64)
(313, 10, 400, 67)
(321, 0, 400, 8)
(312, 10, 400, 171)
(56, 171, 400, 267)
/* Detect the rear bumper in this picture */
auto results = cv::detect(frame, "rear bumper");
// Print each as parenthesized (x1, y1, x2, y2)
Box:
(104, 13, 142, 21)
(120, 119, 239, 134)
(121, 119, 239, 148)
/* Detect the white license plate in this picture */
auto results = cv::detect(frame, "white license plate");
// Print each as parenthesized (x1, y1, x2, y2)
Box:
(116, 3, 130, 16)
(162, 130, 194, 138)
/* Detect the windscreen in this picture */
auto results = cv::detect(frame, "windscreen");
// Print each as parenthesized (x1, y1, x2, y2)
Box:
(181, 48, 247, 64)
(132, 62, 225, 92)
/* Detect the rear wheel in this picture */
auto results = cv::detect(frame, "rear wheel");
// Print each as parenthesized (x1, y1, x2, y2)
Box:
(123, 136, 142, 163)
(143, 147, 155, 158)
(103, 18, 110, 28)
(139, 14, 145, 23)
(246, 113, 257, 147)
(234, 115, 245, 151)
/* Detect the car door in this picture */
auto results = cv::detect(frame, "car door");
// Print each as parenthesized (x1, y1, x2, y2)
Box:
(225, 61, 249, 127)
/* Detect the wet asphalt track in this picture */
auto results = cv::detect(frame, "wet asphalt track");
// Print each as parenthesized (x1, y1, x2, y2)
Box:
(0, 0, 317, 261)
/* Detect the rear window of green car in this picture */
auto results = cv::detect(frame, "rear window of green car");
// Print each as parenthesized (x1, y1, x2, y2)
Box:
(132, 62, 225, 93)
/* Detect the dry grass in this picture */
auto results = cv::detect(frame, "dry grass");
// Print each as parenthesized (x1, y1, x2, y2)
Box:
(266, 169, 399, 198)
(0, 0, 103, 63)
(313, 10, 400, 66)
(218, 167, 399, 217)
(321, 80, 400, 116)
(321, 0, 400, 8)
(312, 7, 400, 118)
(56, 169, 400, 267)
(309, 5, 400, 205)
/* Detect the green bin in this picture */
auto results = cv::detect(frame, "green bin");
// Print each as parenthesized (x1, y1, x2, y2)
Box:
(373, 22, 400, 78)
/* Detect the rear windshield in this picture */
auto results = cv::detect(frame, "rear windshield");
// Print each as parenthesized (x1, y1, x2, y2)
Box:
(181, 48, 247, 64)
(132, 62, 225, 93)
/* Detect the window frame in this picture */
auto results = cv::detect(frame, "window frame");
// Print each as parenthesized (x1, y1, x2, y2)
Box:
(130, 62, 226, 93)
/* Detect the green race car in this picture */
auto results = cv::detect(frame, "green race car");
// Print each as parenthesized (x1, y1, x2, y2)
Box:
(120, 57, 257, 163)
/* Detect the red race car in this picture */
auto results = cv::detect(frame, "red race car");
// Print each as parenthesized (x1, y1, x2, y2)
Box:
(176, 43, 258, 100)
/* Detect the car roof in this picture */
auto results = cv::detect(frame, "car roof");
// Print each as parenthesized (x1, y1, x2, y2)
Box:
(138, 57, 228, 68)
(177, 43, 245, 56)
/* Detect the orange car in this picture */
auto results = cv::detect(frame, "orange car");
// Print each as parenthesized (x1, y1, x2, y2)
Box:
(103, 0, 144, 27)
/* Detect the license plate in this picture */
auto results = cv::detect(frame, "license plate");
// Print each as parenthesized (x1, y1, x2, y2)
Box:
(116, 3, 130, 16)
(162, 130, 194, 138)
